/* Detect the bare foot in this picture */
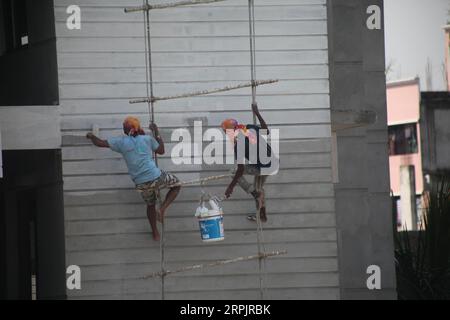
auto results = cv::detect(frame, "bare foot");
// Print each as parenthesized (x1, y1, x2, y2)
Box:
(259, 207, 267, 223)
(152, 231, 161, 241)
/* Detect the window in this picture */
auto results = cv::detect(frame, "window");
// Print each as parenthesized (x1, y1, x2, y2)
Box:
(393, 196, 423, 231)
(388, 123, 418, 155)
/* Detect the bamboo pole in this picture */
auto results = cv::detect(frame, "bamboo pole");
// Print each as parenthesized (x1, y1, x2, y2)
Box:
(166, 174, 231, 188)
(143, 250, 288, 279)
(129, 79, 279, 104)
(137, 174, 232, 199)
(125, 0, 228, 13)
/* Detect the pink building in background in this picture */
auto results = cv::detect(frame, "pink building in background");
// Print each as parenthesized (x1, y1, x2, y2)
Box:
(386, 78, 424, 230)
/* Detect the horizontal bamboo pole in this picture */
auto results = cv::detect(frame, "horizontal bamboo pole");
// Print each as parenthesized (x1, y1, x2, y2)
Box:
(124, 0, 228, 13)
(129, 79, 279, 104)
(166, 174, 231, 188)
(137, 174, 231, 191)
(137, 174, 231, 202)
(143, 250, 288, 279)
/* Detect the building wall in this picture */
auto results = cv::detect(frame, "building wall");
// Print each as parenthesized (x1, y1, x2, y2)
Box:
(0, 0, 59, 106)
(0, 106, 61, 150)
(0, 1, 66, 299)
(54, 0, 340, 299)
(328, 0, 397, 299)
(387, 79, 420, 125)
(0, 0, 61, 150)
(386, 79, 424, 196)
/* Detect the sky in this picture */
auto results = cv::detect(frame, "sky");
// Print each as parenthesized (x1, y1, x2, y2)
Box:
(384, 0, 450, 91)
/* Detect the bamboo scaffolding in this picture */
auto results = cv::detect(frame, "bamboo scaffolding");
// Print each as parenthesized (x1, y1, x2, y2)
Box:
(143, 250, 288, 279)
(129, 79, 279, 104)
(125, 0, 228, 13)
(122, 0, 286, 301)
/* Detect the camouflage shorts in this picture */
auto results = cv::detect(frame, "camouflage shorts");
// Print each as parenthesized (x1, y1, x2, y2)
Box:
(135, 171, 180, 206)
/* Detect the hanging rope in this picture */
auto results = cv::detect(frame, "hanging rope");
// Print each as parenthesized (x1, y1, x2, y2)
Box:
(248, 0, 257, 108)
(247, 0, 269, 300)
(142, 0, 166, 300)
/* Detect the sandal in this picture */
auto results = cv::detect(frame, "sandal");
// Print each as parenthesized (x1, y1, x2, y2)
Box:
(247, 208, 267, 223)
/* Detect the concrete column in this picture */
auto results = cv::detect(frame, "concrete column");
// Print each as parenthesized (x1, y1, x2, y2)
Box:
(328, 0, 397, 299)
(399, 165, 417, 230)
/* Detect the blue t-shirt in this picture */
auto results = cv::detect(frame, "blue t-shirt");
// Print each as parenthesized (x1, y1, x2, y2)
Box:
(108, 135, 161, 185)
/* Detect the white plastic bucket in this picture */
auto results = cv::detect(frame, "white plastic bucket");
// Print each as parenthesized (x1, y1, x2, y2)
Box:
(198, 214, 224, 242)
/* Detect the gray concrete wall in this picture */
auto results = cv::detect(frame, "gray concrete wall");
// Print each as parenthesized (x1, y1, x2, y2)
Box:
(0, 106, 61, 150)
(55, 0, 340, 299)
(327, 0, 397, 299)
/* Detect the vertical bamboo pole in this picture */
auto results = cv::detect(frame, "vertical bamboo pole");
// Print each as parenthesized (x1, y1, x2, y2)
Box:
(142, 0, 166, 300)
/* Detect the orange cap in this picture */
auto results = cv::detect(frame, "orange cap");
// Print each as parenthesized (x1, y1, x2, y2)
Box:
(123, 116, 142, 136)
(221, 119, 238, 130)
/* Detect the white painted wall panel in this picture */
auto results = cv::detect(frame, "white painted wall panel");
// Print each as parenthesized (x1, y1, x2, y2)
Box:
(55, 0, 337, 299)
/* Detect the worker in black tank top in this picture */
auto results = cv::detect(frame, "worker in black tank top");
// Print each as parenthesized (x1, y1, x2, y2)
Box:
(221, 103, 274, 223)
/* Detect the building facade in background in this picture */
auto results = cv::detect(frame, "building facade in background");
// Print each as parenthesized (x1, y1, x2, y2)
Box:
(386, 78, 424, 230)
(386, 23, 450, 232)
